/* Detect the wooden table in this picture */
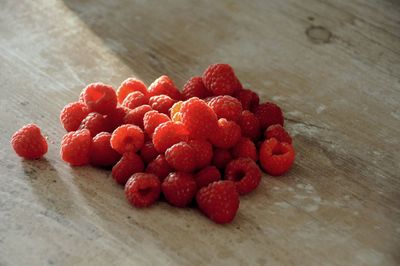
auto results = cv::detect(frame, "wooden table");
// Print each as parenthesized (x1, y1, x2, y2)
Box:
(1, 0, 399, 265)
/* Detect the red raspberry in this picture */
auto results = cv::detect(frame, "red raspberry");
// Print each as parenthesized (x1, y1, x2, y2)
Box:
(122, 91, 148, 109)
(196, 180, 240, 224)
(81, 83, 117, 115)
(238, 110, 261, 141)
(139, 140, 159, 164)
(79, 112, 110, 137)
(265, 124, 292, 144)
(188, 139, 213, 169)
(182, 76, 211, 100)
(149, 95, 176, 115)
(60, 129, 92, 166)
(105, 106, 129, 131)
(60, 102, 89, 132)
(180, 97, 218, 140)
(162, 172, 197, 207)
(11, 124, 48, 160)
(124, 105, 153, 129)
(253, 102, 284, 130)
(208, 95, 243, 123)
(202, 64, 242, 96)
(146, 155, 173, 181)
(110, 124, 144, 154)
(231, 137, 258, 162)
(117, 78, 147, 104)
(259, 138, 295, 176)
(143, 110, 170, 137)
(112, 152, 145, 185)
(90, 132, 121, 167)
(212, 148, 232, 170)
(195, 166, 221, 189)
(125, 173, 161, 208)
(147, 75, 181, 100)
(234, 88, 260, 111)
(225, 158, 261, 195)
(165, 142, 197, 172)
(152, 121, 189, 153)
(209, 118, 241, 149)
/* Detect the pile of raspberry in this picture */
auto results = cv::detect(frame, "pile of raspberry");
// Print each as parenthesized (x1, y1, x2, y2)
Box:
(11, 64, 295, 224)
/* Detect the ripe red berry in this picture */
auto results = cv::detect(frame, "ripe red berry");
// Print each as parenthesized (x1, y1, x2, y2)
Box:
(79, 112, 110, 137)
(238, 110, 261, 141)
(112, 152, 145, 185)
(117, 78, 147, 104)
(60, 102, 89, 132)
(152, 121, 189, 153)
(209, 118, 241, 149)
(259, 138, 295, 176)
(122, 91, 148, 109)
(147, 75, 181, 100)
(90, 132, 121, 167)
(124, 105, 153, 129)
(231, 137, 258, 162)
(196, 180, 240, 224)
(225, 158, 261, 195)
(60, 129, 92, 166)
(105, 106, 129, 131)
(146, 155, 173, 181)
(11, 124, 48, 160)
(162, 172, 197, 207)
(81, 83, 117, 115)
(165, 142, 197, 172)
(253, 102, 284, 130)
(125, 173, 161, 208)
(234, 88, 259, 111)
(110, 124, 144, 154)
(139, 140, 159, 164)
(182, 76, 211, 100)
(143, 110, 170, 137)
(212, 148, 232, 170)
(202, 64, 242, 96)
(195, 166, 221, 189)
(265, 124, 292, 144)
(188, 139, 213, 169)
(208, 95, 243, 123)
(149, 94, 176, 115)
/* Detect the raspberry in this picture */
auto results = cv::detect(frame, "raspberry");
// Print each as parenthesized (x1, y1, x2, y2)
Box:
(259, 138, 295, 176)
(112, 152, 145, 185)
(79, 112, 110, 137)
(11, 124, 48, 160)
(265, 124, 292, 144)
(231, 137, 258, 162)
(212, 148, 232, 170)
(81, 83, 117, 115)
(170, 101, 183, 122)
(195, 166, 221, 189)
(208, 95, 243, 123)
(125, 173, 161, 208)
(139, 140, 159, 164)
(165, 142, 197, 172)
(162, 172, 197, 207)
(180, 97, 218, 140)
(253, 102, 284, 130)
(182, 76, 211, 100)
(225, 158, 261, 195)
(90, 132, 121, 167)
(202, 64, 242, 96)
(238, 110, 261, 141)
(196, 180, 240, 224)
(149, 95, 176, 115)
(146, 155, 173, 181)
(110, 124, 144, 154)
(188, 139, 213, 169)
(60, 129, 92, 166)
(147, 75, 181, 100)
(152, 121, 189, 153)
(143, 110, 170, 137)
(122, 91, 148, 109)
(105, 106, 129, 131)
(234, 88, 259, 111)
(117, 78, 147, 104)
(60, 102, 89, 132)
(209, 118, 241, 149)
(124, 105, 153, 129)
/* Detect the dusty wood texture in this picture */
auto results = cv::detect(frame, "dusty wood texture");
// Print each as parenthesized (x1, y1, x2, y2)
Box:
(0, 0, 399, 265)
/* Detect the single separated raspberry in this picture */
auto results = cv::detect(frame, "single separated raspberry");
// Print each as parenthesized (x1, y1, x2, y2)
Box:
(225, 158, 261, 195)
(196, 180, 240, 224)
(112, 152, 144, 185)
(117, 78, 147, 104)
(180, 97, 218, 140)
(140, 141, 159, 164)
(11, 124, 48, 160)
(231, 137, 258, 162)
(105, 106, 129, 131)
(125, 173, 161, 208)
(234, 88, 260, 111)
(188, 139, 213, 169)
(208, 95, 243, 123)
(147, 75, 181, 100)
(195, 166, 221, 189)
(60, 129, 92, 166)
(259, 138, 295, 176)
(152, 121, 189, 153)
(212, 148, 232, 170)
(81, 83, 117, 115)
(238, 110, 261, 141)
(60, 102, 89, 132)
(79, 112, 110, 137)
(110, 124, 144, 154)
(202, 64, 242, 96)
(146, 155, 173, 181)
(209, 118, 241, 149)
(265, 124, 292, 144)
(124, 105, 153, 129)
(165, 142, 197, 172)
(162, 172, 197, 207)
(149, 95, 176, 115)
(182, 76, 211, 100)
(143, 110, 170, 137)
(253, 102, 284, 130)
(90, 132, 121, 167)
(122, 91, 148, 109)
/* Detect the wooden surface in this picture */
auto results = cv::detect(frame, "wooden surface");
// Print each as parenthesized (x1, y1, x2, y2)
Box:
(0, 0, 399, 265)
